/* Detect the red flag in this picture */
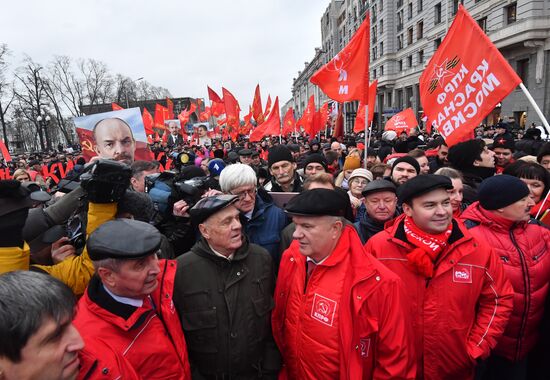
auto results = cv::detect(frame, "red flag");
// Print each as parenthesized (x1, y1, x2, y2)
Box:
(264, 95, 272, 119)
(199, 107, 211, 122)
(310, 102, 329, 136)
(222, 87, 241, 129)
(112, 103, 124, 111)
(251, 84, 264, 124)
(207, 86, 223, 103)
(282, 107, 296, 135)
(385, 108, 418, 134)
(154, 104, 169, 129)
(166, 98, 174, 119)
(296, 95, 315, 134)
(0, 140, 11, 162)
(250, 97, 281, 141)
(211, 101, 225, 117)
(354, 103, 367, 133)
(142, 108, 154, 136)
(333, 103, 344, 138)
(354, 80, 378, 133)
(310, 13, 370, 102)
(419, 5, 521, 146)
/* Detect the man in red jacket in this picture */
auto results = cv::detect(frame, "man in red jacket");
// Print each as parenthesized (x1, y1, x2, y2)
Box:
(460, 175, 550, 380)
(273, 188, 416, 380)
(74, 219, 191, 379)
(365, 175, 514, 380)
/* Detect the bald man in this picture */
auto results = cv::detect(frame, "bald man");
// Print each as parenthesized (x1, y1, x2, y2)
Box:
(93, 118, 136, 164)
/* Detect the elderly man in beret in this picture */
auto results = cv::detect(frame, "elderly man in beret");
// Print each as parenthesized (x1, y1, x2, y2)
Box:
(272, 188, 416, 379)
(365, 175, 514, 380)
(173, 194, 280, 379)
(74, 219, 191, 379)
(355, 179, 399, 244)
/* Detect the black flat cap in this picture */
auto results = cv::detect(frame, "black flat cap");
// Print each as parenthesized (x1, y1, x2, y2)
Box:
(397, 174, 453, 205)
(362, 179, 397, 197)
(87, 219, 161, 261)
(0, 180, 32, 217)
(189, 194, 238, 225)
(238, 148, 253, 156)
(285, 189, 347, 217)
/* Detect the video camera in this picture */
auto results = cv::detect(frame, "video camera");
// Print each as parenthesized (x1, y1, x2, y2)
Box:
(145, 171, 209, 216)
(80, 159, 132, 203)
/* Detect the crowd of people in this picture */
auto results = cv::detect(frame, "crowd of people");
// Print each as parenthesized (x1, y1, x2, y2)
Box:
(1, 117, 550, 380)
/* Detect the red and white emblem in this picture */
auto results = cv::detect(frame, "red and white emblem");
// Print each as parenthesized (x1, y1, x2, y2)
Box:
(359, 338, 371, 358)
(311, 293, 337, 327)
(453, 264, 472, 284)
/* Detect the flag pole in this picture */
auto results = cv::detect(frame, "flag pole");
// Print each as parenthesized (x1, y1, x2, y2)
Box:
(535, 190, 550, 220)
(364, 105, 369, 168)
(519, 83, 550, 132)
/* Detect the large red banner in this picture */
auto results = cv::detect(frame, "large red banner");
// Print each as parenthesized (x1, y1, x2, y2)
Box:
(419, 5, 521, 146)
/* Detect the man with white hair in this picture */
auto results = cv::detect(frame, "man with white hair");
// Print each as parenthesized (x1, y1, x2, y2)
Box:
(220, 163, 288, 263)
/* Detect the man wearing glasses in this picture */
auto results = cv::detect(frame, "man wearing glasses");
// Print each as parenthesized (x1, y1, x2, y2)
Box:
(220, 164, 288, 264)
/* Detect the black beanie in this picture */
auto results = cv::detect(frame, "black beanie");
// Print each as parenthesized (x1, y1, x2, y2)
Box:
(478, 175, 530, 210)
(302, 154, 328, 171)
(392, 156, 420, 174)
(268, 146, 294, 168)
(448, 139, 484, 170)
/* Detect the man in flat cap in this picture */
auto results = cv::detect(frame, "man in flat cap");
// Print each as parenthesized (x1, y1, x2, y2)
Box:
(238, 148, 253, 165)
(355, 179, 399, 244)
(74, 219, 191, 379)
(173, 194, 280, 379)
(365, 175, 513, 379)
(273, 188, 416, 379)
(264, 145, 303, 192)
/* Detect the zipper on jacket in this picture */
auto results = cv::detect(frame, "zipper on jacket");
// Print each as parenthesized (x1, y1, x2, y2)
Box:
(509, 229, 530, 361)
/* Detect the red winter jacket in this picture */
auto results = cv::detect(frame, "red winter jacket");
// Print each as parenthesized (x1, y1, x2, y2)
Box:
(272, 226, 416, 380)
(461, 202, 550, 362)
(365, 215, 514, 380)
(75, 260, 191, 379)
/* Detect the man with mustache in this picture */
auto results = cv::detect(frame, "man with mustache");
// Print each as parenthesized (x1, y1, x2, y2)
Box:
(92, 118, 136, 165)
(73, 219, 191, 379)
(264, 145, 303, 192)
(365, 175, 514, 380)
(173, 195, 280, 379)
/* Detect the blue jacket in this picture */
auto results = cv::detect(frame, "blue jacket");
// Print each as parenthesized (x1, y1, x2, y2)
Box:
(244, 194, 288, 265)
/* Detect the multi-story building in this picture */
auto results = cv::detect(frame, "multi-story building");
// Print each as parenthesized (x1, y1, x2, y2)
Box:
(290, 0, 550, 133)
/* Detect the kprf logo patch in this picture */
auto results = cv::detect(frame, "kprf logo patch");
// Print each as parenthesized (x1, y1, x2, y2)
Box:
(311, 293, 337, 327)
(359, 338, 371, 358)
(453, 264, 472, 283)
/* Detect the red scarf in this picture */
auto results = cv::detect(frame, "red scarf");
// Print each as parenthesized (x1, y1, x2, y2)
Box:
(403, 216, 453, 278)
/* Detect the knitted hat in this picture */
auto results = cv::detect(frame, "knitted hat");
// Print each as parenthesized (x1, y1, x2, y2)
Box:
(348, 168, 373, 183)
(382, 131, 397, 142)
(391, 156, 420, 174)
(478, 175, 530, 210)
(448, 139, 485, 170)
(268, 145, 294, 168)
(343, 156, 361, 171)
(302, 154, 328, 172)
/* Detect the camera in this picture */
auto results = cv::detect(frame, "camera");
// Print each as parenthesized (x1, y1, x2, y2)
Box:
(80, 159, 132, 203)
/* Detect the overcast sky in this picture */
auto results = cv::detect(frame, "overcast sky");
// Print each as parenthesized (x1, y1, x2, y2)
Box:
(1, 1, 330, 110)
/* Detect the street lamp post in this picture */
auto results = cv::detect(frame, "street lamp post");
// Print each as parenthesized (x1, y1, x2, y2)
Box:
(36, 108, 52, 151)
(124, 77, 144, 108)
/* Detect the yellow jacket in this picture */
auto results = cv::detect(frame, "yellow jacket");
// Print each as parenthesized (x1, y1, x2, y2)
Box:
(0, 243, 31, 274)
(33, 203, 117, 296)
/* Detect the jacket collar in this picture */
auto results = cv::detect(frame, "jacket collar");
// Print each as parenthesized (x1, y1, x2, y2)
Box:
(191, 235, 251, 263)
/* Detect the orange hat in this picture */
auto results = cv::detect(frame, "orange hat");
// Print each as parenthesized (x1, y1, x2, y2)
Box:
(343, 156, 361, 171)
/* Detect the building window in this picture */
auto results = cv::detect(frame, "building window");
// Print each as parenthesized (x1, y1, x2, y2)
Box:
(372, 4, 377, 22)
(477, 17, 487, 32)
(418, 50, 424, 64)
(373, 68, 377, 78)
(379, 0, 383, 11)
(380, 65, 384, 76)
(397, 10, 404, 31)
(387, 92, 392, 107)
(408, 2, 413, 19)
(417, 20, 424, 39)
(398, 60, 403, 71)
(434, 37, 442, 50)
(418, 0, 423, 12)
(434, 3, 442, 25)
(380, 19, 383, 34)
(452, 0, 463, 15)
(517, 59, 529, 87)
(407, 27, 414, 45)
(397, 35, 403, 50)
(407, 55, 413, 68)
(380, 41, 384, 56)
(397, 0, 403, 7)
(372, 24, 377, 43)
(507, 3, 517, 24)
(373, 46, 378, 60)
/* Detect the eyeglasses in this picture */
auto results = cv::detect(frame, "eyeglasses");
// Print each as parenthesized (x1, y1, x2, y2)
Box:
(230, 187, 257, 201)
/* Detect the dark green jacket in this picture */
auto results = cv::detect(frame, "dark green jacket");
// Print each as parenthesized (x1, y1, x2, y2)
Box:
(173, 236, 280, 379)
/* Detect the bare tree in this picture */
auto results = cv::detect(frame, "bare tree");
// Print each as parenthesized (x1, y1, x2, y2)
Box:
(78, 58, 112, 113)
(0, 44, 15, 148)
(48, 55, 84, 117)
